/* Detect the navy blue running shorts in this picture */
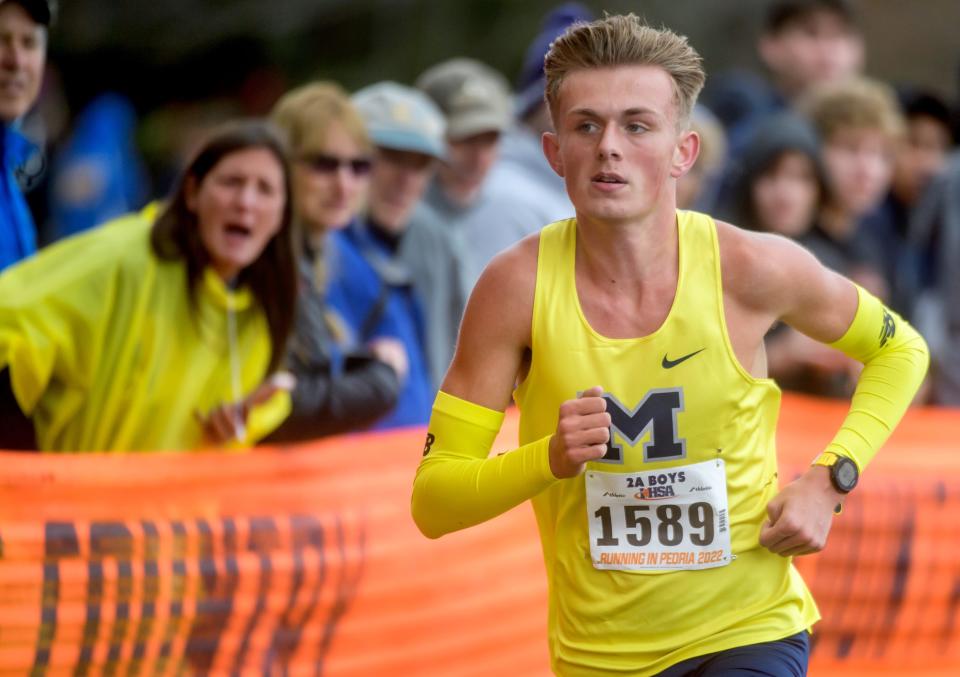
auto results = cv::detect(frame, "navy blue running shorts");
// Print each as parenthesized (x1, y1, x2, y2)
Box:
(654, 631, 810, 676)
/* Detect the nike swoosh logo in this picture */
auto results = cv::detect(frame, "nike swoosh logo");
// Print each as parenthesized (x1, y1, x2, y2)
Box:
(662, 348, 705, 369)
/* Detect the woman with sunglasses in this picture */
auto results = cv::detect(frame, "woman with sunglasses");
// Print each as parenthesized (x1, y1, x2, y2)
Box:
(266, 82, 405, 441)
(0, 120, 298, 451)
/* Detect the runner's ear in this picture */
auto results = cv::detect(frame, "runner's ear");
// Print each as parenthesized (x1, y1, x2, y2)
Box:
(670, 129, 700, 179)
(542, 131, 565, 178)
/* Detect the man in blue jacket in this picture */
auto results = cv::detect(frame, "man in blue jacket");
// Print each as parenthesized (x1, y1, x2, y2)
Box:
(0, 0, 50, 272)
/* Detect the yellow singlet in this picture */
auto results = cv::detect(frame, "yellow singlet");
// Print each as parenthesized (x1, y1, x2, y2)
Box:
(513, 212, 818, 675)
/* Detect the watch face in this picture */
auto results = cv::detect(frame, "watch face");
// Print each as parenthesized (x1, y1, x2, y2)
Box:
(834, 458, 858, 492)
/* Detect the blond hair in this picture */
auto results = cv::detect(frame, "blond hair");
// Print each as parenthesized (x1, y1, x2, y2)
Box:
(271, 81, 372, 155)
(800, 77, 905, 143)
(544, 14, 705, 127)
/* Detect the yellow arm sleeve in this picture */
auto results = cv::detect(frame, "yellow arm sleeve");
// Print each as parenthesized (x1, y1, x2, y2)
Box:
(824, 285, 930, 470)
(411, 391, 558, 539)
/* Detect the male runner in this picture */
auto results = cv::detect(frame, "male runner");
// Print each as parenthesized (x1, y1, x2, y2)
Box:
(411, 14, 928, 676)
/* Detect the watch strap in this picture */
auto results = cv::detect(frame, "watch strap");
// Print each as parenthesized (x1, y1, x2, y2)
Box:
(813, 451, 841, 467)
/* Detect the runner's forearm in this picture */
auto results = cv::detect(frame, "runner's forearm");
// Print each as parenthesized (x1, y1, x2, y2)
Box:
(824, 285, 930, 470)
(411, 391, 557, 538)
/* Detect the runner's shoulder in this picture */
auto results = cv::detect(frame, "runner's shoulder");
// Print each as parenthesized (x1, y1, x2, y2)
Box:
(714, 219, 818, 314)
(462, 233, 539, 342)
(472, 233, 539, 306)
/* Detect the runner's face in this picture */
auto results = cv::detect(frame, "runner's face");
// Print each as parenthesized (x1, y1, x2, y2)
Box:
(543, 65, 698, 226)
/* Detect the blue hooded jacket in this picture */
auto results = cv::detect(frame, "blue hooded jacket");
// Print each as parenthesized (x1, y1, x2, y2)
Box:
(0, 122, 38, 272)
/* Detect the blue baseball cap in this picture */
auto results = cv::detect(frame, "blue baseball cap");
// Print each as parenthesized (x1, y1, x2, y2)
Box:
(352, 82, 447, 160)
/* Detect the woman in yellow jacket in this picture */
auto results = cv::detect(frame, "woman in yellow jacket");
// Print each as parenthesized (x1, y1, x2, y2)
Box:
(0, 120, 299, 451)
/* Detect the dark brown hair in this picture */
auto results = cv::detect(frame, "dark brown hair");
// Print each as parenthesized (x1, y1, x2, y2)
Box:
(150, 119, 298, 372)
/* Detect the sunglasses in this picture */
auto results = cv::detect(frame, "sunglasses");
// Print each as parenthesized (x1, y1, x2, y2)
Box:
(299, 153, 373, 176)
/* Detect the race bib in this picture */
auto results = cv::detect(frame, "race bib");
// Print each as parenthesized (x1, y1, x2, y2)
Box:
(586, 459, 732, 571)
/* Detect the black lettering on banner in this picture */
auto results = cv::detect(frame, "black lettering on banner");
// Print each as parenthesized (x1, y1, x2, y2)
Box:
(231, 517, 280, 674)
(186, 518, 223, 675)
(317, 516, 366, 670)
(77, 559, 104, 673)
(16, 513, 367, 673)
(601, 389, 686, 464)
(35, 522, 80, 670)
(267, 514, 323, 669)
(129, 520, 160, 671)
(156, 521, 188, 673)
(45, 521, 80, 557)
(289, 516, 328, 662)
(33, 561, 58, 668)
(594, 502, 716, 550)
(108, 557, 134, 666)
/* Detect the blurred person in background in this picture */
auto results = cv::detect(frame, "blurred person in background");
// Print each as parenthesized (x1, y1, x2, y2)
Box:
(733, 112, 860, 397)
(909, 151, 960, 405)
(677, 104, 727, 212)
(799, 76, 904, 301)
(267, 81, 404, 441)
(0, 0, 50, 272)
(859, 89, 955, 318)
(45, 92, 150, 243)
(0, 120, 298, 451)
(483, 3, 591, 232)
(410, 57, 531, 387)
(414, 58, 517, 282)
(325, 82, 443, 428)
(705, 0, 864, 156)
(733, 113, 826, 239)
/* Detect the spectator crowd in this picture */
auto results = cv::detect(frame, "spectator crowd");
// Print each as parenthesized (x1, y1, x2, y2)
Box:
(1, 0, 958, 452)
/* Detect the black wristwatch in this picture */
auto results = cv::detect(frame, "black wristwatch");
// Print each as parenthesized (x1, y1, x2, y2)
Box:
(814, 452, 859, 493)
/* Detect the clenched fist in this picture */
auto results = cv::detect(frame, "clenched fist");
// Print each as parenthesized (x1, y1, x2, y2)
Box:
(549, 386, 612, 479)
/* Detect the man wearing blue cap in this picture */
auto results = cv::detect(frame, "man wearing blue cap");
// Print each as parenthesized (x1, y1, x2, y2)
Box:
(0, 0, 51, 272)
(324, 82, 447, 428)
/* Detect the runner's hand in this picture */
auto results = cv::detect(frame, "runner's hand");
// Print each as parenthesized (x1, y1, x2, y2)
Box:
(549, 386, 611, 479)
(759, 465, 844, 557)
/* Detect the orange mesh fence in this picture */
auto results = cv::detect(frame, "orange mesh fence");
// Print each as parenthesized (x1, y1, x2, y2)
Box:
(0, 393, 957, 676)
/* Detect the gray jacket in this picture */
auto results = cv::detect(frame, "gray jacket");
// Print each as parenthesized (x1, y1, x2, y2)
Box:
(909, 152, 960, 405)
(265, 247, 400, 442)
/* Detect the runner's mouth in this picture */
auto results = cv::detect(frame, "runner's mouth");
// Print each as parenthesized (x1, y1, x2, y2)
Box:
(592, 172, 626, 184)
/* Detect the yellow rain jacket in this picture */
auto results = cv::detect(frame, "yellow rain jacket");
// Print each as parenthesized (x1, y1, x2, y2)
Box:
(0, 208, 289, 452)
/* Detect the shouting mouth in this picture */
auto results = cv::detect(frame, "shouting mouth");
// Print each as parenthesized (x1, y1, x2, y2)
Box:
(224, 223, 253, 242)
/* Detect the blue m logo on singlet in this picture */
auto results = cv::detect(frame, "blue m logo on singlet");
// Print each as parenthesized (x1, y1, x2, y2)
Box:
(598, 388, 686, 464)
